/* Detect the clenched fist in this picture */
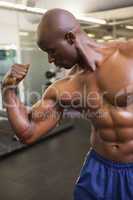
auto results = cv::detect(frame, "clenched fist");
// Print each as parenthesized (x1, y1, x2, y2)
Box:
(1, 64, 30, 89)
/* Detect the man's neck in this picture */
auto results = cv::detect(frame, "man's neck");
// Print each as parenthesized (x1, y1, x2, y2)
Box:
(77, 35, 104, 71)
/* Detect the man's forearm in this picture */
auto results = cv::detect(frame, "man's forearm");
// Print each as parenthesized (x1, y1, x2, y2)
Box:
(2, 87, 32, 142)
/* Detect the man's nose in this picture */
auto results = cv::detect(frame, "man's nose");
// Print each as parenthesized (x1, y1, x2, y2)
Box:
(48, 54, 55, 63)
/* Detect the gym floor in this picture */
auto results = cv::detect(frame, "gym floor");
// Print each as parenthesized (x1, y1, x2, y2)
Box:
(0, 119, 91, 200)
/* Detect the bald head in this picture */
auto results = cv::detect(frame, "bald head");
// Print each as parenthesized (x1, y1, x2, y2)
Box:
(37, 8, 80, 46)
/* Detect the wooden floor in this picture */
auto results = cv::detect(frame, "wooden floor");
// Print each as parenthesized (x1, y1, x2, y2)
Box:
(0, 119, 91, 200)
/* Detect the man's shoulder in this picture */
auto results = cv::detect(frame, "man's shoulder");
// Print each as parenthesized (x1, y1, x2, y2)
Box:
(42, 75, 74, 100)
(105, 40, 133, 57)
(118, 40, 133, 57)
(97, 40, 133, 67)
(43, 69, 86, 101)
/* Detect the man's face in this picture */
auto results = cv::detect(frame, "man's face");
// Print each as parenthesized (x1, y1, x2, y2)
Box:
(38, 32, 78, 69)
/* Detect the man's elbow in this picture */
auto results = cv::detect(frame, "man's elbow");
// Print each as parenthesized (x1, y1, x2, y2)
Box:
(17, 124, 35, 145)
(20, 135, 33, 145)
(21, 131, 38, 145)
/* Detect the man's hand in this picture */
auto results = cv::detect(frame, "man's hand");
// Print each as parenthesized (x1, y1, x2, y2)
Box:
(1, 64, 30, 88)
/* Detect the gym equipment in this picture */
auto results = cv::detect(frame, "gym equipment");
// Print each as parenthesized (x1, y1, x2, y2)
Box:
(0, 114, 73, 157)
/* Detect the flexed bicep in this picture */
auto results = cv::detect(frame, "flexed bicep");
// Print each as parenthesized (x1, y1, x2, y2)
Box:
(26, 97, 63, 144)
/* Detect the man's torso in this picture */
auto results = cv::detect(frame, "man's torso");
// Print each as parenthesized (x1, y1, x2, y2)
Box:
(56, 41, 133, 162)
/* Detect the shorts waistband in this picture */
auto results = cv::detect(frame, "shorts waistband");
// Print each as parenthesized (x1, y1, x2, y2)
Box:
(89, 149, 133, 169)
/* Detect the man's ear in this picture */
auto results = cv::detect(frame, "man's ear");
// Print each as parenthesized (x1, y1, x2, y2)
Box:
(65, 31, 75, 45)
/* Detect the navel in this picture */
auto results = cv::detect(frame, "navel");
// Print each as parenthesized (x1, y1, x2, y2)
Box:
(112, 144, 119, 150)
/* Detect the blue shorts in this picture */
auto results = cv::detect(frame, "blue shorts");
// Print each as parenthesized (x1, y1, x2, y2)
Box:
(74, 149, 133, 200)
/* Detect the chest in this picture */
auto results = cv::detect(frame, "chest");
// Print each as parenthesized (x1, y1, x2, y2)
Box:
(59, 71, 101, 111)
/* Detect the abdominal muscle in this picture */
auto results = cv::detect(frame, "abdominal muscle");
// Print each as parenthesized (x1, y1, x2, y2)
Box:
(77, 105, 133, 162)
(91, 128, 133, 163)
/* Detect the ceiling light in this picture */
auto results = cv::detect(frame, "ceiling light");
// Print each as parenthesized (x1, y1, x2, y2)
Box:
(88, 33, 95, 38)
(117, 37, 126, 41)
(97, 39, 104, 43)
(125, 25, 133, 30)
(103, 35, 113, 40)
(19, 32, 29, 36)
(77, 15, 107, 25)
